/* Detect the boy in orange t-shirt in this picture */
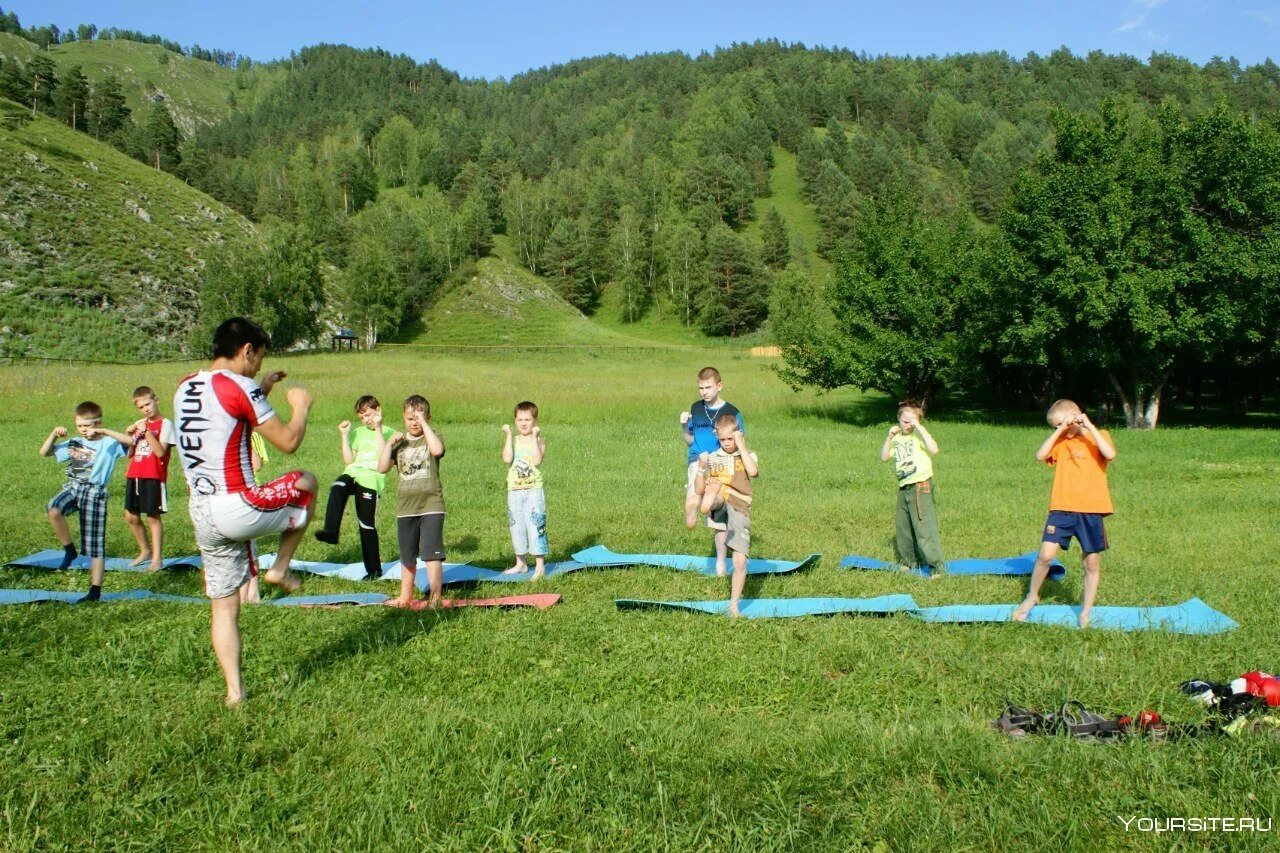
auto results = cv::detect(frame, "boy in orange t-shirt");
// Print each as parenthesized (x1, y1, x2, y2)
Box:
(1012, 399, 1117, 628)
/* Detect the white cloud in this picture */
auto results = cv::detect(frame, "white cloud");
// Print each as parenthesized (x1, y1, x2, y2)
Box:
(1111, 0, 1170, 37)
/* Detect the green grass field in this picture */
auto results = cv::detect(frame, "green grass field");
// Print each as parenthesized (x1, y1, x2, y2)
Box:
(2, 349, 1279, 850)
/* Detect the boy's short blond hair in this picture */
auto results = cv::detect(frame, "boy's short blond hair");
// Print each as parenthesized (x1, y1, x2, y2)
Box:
(697, 367, 722, 383)
(1047, 399, 1080, 424)
(897, 399, 924, 419)
(403, 395, 430, 420)
(132, 386, 155, 400)
(713, 412, 738, 432)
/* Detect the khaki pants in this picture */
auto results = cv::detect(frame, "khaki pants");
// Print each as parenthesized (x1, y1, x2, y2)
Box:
(895, 479, 945, 571)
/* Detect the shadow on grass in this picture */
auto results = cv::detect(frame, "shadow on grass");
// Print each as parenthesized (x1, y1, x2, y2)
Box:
(793, 389, 1280, 431)
(294, 604, 463, 684)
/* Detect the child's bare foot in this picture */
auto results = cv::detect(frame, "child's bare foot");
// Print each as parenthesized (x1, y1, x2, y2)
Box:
(263, 566, 301, 593)
(501, 565, 527, 575)
(426, 594, 442, 609)
(715, 562, 727, 578)
(130, 552, 150, 567)
(531, 568, 546, 581)
(224, 693, 245, 708)
(146, 560, 163, 574)
(1078, 610, 1091, 629)
(897, 564, 913, 574)
(1011, 596, 1038, 622)
(384, 596, 412, 608)
(728, 603, 741, 619)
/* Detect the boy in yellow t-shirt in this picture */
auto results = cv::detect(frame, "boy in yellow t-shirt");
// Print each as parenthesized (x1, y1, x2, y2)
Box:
(1013, 399, 1117, 628)
(880, 401, 945, 574)
(693, 413, 759, 618)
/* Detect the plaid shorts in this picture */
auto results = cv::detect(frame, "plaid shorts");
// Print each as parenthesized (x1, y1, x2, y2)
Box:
(48, 481, 109, 559)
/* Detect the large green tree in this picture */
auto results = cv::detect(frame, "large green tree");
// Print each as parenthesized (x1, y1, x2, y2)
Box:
(192, 225, 325, 353)
(701, 222, 769, 336)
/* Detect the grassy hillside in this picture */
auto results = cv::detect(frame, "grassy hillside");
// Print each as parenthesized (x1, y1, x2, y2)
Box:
(0, 98, 255, 360)
(0, 34, 278, 136)
(1, 349, 1278, 848)
(745, 145, 833, 283)
(408, 236, 645, 347)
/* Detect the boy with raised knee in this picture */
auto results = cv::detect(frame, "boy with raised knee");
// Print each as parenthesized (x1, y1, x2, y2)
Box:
(693, 413, 759, 617)
(680, 366, 744, 575)
(1013, 399, 1116, 628)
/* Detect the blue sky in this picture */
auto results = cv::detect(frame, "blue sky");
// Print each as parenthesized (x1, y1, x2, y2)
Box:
(10, 1, 1278, 78)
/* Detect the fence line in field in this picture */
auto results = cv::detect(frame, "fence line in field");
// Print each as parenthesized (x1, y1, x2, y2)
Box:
(0, 342, 778, 367)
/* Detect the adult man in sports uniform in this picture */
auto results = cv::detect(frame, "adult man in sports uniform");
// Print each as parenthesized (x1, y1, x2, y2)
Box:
(175, 317, 317, 705)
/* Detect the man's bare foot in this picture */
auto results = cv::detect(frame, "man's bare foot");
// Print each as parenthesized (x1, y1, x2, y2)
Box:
(384, 596, 412, 608)
(1078, 610, 1091, 629)
(263, 567, 301, 593)
(715, 563, 727, 578)
(1011, 596, 1038, 622)
(501, 565, 527, 575)
(130, 552, 150, 567)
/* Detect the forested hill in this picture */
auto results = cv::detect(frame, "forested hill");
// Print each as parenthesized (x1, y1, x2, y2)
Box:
(3, 28, 1278, 420)
(178, 46, 1279, 367)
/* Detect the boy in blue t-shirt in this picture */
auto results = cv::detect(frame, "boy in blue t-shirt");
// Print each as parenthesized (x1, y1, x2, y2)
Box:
(39, 401, 132, 601)
(680, 366, 745, 576)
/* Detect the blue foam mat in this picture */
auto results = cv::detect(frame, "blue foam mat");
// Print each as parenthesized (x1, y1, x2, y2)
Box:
(574, 545, 819, 575)
(617, 596, 1236, 634)
(616, 594, 919, 618)
(839, 551, 1066, 580)
(256, 555, 586, 588)
(0, 588, 205, 605)
(910, 597, 1238, 634)
(6, 550, 202, 572)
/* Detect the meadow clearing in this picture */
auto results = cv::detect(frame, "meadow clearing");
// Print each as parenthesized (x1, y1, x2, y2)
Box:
(1, 348, 1277, 850)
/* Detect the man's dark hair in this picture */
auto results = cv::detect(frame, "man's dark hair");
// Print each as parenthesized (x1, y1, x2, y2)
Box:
(212, 317, 270, 360)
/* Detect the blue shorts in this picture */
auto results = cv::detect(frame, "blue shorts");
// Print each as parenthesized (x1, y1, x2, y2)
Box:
(1042, 511, 1108, 554)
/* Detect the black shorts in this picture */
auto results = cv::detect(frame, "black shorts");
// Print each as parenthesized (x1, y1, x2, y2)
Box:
(397, 513, 445, 566)
(124, 478, 167, 515)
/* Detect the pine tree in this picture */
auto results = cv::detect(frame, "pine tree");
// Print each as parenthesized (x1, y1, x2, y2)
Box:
(86, 74, 129, 140)
(26, 54, 58, 117)
(760, 207, 791, 270)
(54, 65, 89, 131)
(542, 217, 593, 309)
(141, 101, 181, 171)
(701, 222, 769, 336)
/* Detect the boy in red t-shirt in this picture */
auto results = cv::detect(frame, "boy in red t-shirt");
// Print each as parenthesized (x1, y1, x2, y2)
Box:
(124, 386, 176, 573)
(1013, 399, 1117, 628)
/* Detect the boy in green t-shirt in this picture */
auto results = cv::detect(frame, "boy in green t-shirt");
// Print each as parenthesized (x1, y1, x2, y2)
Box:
(314, 395, 395, 580)
(879, 401, 945, 574)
